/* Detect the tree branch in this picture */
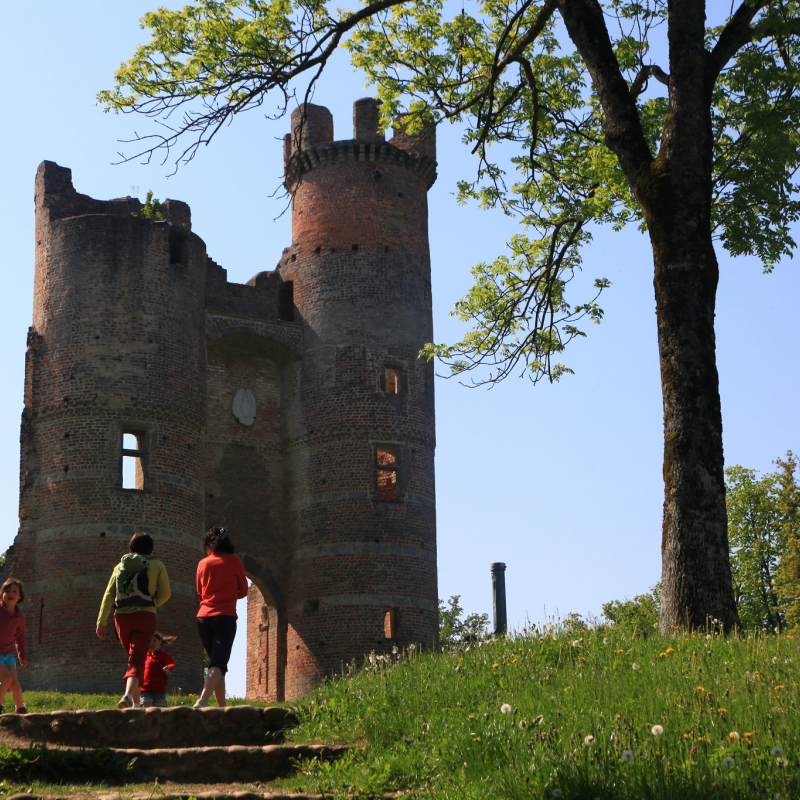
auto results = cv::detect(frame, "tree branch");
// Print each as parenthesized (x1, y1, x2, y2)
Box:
(706, 0, 768, 86)
(557, 0, 653, 187)
(630, 64, 670, 98)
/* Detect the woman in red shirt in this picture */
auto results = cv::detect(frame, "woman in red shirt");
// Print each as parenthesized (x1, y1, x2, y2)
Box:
(194, 527, 248, 708)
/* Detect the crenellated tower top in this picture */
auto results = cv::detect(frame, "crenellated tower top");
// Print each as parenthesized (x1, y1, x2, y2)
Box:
(283, 98, 437, 191)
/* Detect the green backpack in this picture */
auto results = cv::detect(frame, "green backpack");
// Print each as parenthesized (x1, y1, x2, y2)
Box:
(113, 553, 154, 609)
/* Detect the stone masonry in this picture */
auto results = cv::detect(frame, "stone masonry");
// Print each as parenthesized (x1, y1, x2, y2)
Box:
(2, 99, 439, 700)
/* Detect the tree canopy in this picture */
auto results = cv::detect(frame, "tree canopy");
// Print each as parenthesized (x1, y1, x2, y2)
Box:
(725, 452, 800, 630)
(99, 0, 800, 629)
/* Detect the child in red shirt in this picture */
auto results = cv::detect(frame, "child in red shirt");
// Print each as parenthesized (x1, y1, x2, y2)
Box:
(141, 632, 176, 707)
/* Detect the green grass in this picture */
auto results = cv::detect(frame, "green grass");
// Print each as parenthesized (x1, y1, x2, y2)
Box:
(0, 628, 796, 798)
(275, 627, 799, 799)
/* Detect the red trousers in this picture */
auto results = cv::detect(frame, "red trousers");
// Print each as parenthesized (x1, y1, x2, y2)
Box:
(114, 611, 157, 682)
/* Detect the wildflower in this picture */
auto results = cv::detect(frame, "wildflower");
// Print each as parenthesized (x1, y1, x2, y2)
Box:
(615, 714, 621, 719)
(616, 649, 624, 653)
(632, 663, 641, 670)
(690, 746, 697, 754)
(646, 722, 652, 727)
(775, 684, 785, 690)
(772, 656, 779, 664)
(666, 647, 675, 653)
(729, 732, 740, 740)
(683, 734, 690, 739)
(468, 714, 475, 719)
(512, 658, 518, 663)
(652, 725, 664, 736)
(744, 733, 752, 738)
(492, 663, 499, 669)
(706, 634, 712, 640)
(622, 750, 634, 762)
(501, 703, 512, 714)
(723, 757, 735, 768)
(659, 652, 667, 658)
(718, 708, 727, 714)
(564, 687, 571, 691)
(603, 637, 609, 644)
(473, 737, 481, 742)
(771, 746, 784, 758)
(697, 686, 705, 692)
(584, 734, 595, 745)
(579, 656, 586, 661)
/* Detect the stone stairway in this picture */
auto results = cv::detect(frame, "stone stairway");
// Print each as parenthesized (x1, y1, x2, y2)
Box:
(0, 706, 348, 784)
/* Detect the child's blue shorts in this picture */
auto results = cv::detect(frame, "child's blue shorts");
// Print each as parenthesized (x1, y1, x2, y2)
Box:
(0, 653, 17, 666)
(141, 691, 167, 707)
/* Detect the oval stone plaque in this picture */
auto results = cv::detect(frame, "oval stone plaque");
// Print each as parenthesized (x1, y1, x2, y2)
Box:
(232, 388, 256, 426)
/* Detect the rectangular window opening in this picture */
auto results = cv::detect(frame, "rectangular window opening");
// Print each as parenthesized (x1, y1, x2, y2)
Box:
(121, 429, 146, 490)
(376, 445, 398, 501)
(385, 367, 401, 394)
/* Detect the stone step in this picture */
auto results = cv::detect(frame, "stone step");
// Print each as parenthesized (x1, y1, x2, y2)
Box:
(104, 743, 348, 783)
(0, 706, 297, 748)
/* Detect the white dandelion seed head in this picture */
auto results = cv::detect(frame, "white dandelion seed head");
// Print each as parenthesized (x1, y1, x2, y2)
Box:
(622, 750, 634, 762)
(632, 662, 641, 670)
(584, 734, 595, 745)
(572, 639, 582, 647)
(651, 725, 664, 736)
(603, 637, 609, 645)
(653, 623, 659, 629)
(723, 756, 735, 768)
(552, 789, 562, 798)
(501, 703, 512, 714)
(519, 719, 528, 729)
(772, 746, 785, 758)
(729, 731, 740, 740)
(772, 656, 779, 664)
(706, 634, 712, 640)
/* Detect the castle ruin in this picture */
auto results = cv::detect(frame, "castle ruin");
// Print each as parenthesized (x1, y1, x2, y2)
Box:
(2, 99, 439, 700)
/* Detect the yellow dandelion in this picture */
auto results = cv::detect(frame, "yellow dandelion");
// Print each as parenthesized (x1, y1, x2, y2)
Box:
(492, 663, 499, 669)
(659, 652, 667, 658)
(564, 687, 571, 692)
(696, 686, 705, 692)
(666, 647, 675, 653)
(468, 714, 475, 719)
(615, 714, 621, 719)
(718, 708, 727, 713)
(512, 658, 518, 663)
(473, 737, 481, 742)
(775, 684, 785, 690)
(579, 656, 586, 661)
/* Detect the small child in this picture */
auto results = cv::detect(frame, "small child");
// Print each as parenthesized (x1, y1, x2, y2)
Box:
(140, 632, 176, 707)
(0, 578, 28, 714)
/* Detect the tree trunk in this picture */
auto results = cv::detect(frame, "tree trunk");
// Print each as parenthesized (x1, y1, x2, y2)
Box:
(650, 214, 740, 630)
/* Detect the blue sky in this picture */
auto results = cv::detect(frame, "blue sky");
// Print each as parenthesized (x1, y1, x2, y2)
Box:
(1, 1, 797, 697)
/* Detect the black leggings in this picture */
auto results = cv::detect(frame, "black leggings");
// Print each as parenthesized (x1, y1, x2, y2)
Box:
(197, 615, 237, 674)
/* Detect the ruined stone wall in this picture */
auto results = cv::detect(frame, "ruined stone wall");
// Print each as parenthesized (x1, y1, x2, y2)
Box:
(7, 163, 207, 693)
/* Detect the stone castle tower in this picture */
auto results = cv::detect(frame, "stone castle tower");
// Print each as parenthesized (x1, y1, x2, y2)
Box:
(3, 98, 438, 700)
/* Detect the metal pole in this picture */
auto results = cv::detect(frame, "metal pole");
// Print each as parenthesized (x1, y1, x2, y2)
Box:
(491, 562, 507, 636)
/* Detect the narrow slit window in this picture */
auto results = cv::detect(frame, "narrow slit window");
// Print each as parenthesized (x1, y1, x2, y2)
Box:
(385, 367, 401, 394)
(376, 445, 398, 500)
(121, 430, 146, 490)
(384, 609, 396, 639)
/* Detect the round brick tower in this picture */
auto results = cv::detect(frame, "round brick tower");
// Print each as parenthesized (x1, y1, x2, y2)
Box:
(7, 162, 207, 692)
(278, 100, 439, 696)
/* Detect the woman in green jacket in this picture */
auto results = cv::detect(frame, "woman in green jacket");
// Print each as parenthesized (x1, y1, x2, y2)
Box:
(96, 532, 171, 708)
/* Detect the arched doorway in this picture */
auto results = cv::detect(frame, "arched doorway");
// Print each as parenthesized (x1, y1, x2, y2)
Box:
(244, 574, 286, 701)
